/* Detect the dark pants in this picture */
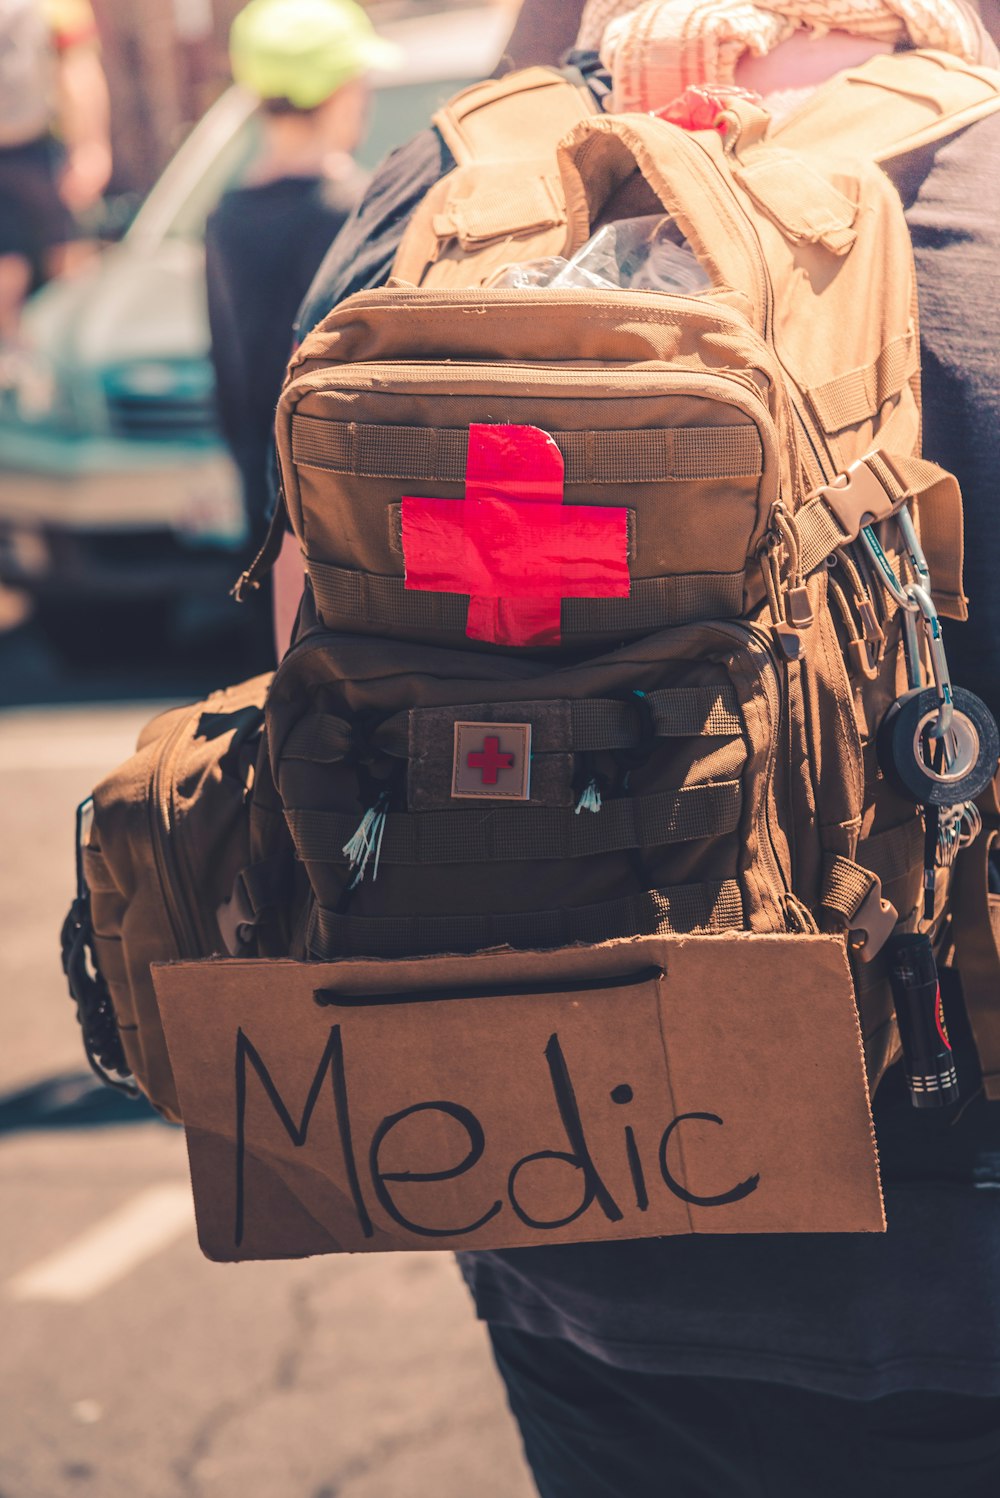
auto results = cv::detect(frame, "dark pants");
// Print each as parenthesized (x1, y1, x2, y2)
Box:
(489, 1325, 1000, 1498)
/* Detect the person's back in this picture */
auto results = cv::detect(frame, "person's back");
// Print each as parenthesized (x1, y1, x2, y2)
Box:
(285, 3, 1000, 1493)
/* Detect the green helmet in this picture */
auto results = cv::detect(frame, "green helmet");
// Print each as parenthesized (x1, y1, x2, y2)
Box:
(230, 0, 401, 108)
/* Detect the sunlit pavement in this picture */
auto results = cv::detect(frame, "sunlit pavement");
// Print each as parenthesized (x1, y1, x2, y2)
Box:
(0, 615, 532, 1498)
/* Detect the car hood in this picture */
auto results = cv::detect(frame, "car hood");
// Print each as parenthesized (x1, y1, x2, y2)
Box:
(24, 239, 210, 373)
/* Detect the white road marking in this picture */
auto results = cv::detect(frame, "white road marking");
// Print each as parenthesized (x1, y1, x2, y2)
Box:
(7, 1183, 195, 1304)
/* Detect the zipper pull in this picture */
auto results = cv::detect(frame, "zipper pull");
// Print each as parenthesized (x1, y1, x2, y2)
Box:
(761, 504, 809, 658)
(232, 484, 290, 602)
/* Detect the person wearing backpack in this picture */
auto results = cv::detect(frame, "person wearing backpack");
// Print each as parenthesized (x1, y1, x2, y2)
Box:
(270, 2, 1000, 1493)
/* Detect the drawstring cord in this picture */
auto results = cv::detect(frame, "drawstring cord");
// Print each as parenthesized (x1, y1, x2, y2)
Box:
(342, 790, 390, 888)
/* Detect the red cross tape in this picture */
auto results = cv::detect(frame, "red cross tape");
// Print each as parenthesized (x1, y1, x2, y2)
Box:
(400, 423, 631, 648)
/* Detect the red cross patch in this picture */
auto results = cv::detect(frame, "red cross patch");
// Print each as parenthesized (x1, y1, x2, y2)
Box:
(401, 423, 631, 648)
(452, 721, 532, 800)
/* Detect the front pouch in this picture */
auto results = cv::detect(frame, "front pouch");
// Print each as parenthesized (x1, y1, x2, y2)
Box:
(152, 932, 884, 1262)
(275, 285, 783, 653)
(258, 622, 795, 962)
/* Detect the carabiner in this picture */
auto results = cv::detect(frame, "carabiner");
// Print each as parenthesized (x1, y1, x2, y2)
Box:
(859, 523, 916, 611)
(906, 582, 956, 747)
(895, 506, 932, 592)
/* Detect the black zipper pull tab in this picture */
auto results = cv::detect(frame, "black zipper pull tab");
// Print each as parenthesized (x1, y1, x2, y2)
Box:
(232, 486, 291, 602)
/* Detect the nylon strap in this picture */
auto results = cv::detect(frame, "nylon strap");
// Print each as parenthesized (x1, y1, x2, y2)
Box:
(280, 686, 744, 765)
(769, 50, 1000, 167)
(308, 878, 744, 959)
(819, 851, 899, 962)
(806, 331, 918, 436)
(820, 853, 878, 921)
(950, 828, 1000, 1102)
(795, 451, 953, 578)
(291, 416, 764, 485)
(285, 781, 741, 867)
(858, 817, 924, 888)
(307, 559, 745, 634)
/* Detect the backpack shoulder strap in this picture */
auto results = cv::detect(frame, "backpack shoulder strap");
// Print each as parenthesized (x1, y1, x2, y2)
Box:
(771, 49, 1000, 164)
(433, 65, 599, 166)
(392, 67, 599, 289)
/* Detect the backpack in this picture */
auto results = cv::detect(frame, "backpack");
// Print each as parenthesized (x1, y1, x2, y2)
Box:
(68, 50, 1000, 1123)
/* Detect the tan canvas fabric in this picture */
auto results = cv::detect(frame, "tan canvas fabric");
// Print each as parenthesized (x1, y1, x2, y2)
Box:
(80, 676, 271, 1120)
(74, 54, 1000, 1122)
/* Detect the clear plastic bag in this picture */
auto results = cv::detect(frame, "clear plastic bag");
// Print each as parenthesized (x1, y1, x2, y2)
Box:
(490, 257, 572, 289)
(489, 216, 711, 295)
(559, 215, 711, 294)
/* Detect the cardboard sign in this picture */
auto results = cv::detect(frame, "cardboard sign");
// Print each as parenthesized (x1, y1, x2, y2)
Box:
(153, 934, 884, 1262)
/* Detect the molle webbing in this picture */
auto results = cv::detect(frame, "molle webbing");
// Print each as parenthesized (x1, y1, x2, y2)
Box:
(291, 417, 765, 485)
(859, 817, 924, 888)
(805, 331, 919, 437)
(308, 879, 744, 959)
(285, 780, 741, 867)
(306, 560, 746, 636)
(280, 686, 745, 765)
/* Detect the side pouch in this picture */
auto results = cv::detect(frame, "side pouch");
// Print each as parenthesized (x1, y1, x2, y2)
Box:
(62, 675, 270, 1122)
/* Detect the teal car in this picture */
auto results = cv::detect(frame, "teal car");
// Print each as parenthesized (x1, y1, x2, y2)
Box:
(0, 4, 510, 655)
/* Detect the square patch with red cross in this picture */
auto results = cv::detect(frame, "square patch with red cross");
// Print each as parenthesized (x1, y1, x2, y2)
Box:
(452, 722, 532, 801)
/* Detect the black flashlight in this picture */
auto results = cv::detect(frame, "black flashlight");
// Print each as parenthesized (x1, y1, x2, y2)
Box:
(887, 932, 959, 1108)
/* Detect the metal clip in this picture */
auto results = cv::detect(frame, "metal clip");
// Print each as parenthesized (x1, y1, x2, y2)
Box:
(907, 582, 956, 745)
(860, 508, 957, 754)
(896, 506, 932, 591)
(859, 522, 916, 610)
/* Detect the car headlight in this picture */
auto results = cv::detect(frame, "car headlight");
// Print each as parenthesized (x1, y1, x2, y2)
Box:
(105, 359, 214, 401)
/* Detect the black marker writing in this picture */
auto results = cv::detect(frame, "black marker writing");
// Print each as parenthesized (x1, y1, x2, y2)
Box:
(369, 1101, 503, 1238)
(234, 1024, 372, 1246)
(507, 1034, 623, 1230)
(658, 1112, 761, 1208)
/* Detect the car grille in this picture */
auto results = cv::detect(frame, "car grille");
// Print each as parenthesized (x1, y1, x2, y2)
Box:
(106, 392, 218, 441)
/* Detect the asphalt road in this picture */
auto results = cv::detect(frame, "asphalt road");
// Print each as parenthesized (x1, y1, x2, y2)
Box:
(0, 606, 534, 1498)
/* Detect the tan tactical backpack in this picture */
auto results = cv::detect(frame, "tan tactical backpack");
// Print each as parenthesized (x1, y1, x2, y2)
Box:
(67, 50, 1000, 1124)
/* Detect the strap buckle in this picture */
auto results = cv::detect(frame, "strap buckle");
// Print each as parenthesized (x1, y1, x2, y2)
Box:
(818, 456, 901, 546)
(847, 876, 898, 963)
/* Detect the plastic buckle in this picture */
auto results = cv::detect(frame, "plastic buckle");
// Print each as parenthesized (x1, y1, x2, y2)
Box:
(848, 877, 898, 963)
(819, 459, 899, 546)
(216, 875, 257, 957)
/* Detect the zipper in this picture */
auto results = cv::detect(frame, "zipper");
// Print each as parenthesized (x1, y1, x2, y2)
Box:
(286, 360, 774, 405)
(286, 284, 777, 392)
(148, 710, 212, 957)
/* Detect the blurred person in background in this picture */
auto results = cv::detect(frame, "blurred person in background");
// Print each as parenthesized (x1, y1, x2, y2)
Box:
(0, 0, 110, 349)
(205, 0, 398, 583)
